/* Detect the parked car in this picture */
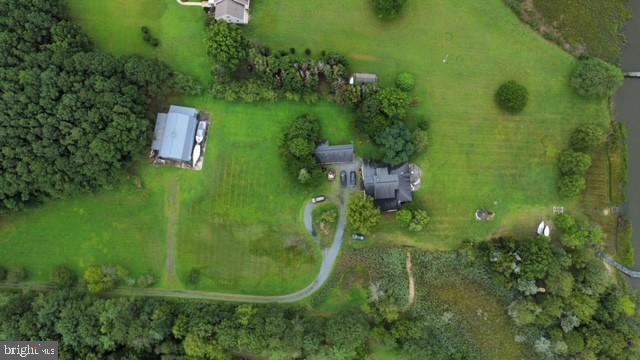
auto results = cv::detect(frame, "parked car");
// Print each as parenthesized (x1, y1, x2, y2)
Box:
(349, 171, 357, 186)
(311, 196, 326, 204)
(351, 234, 365, 241)
(340, 171, 347, 186)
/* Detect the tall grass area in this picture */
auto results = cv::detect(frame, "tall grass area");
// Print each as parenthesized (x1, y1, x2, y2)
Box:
(248, 0, 610, 248)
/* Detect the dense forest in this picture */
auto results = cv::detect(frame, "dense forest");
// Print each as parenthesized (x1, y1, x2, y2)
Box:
(0, 0, 198, 211)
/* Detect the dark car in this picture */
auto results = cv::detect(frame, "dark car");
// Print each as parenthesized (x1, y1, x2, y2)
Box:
(349, 171, 357, 186)
(351, 234, 365, 241)
(340, 171, 347, 186)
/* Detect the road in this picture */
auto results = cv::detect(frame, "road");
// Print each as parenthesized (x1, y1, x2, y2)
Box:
(0, 189, 352, 304)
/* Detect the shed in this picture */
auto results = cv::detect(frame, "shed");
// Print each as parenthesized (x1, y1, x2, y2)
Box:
(349, 73, 378, 85)
(152, 105, 199, 162)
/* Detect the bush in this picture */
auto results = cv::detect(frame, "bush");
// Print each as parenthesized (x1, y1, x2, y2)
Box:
(558, 150, 592, 175)
(0, 266, 7, 281)
(187, 268, 201, 285)
(7, 267, 29, 284)
(304, 48, 312, 56)
(408, 209, 430, 232)
(571, 58, 624, 98)
(558, 175, 586, 198)
(51, 265, 76, 288)
(570, 125, 606, 152)
(395, 72, 416, 92)
(83, 265, 125, 294)
(495, 80, 528, 114)
(149, 37, 160, 47)
(371, 0, 408, 20)
(140, 26, 149, 34)
(396, 209, 412, 226)
(136, 274, 155, 288)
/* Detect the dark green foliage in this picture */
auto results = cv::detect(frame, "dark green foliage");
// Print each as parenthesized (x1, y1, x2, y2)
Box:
(51, 265, 77, 288)
(187, 268, 201, 285)
(558, 150, 592, 175)
(206, 20, 247, 71)
(571, 58, 624, 98)
(0, 0, 198, 211)
(280, 114, 323, 184)
(495, 80, 528, 114)
(376, 122, 415, 166)
(570, 124, 606, 152)
(396, 208, 430, 231)
(395, 72, 416, 92)
(0, 266, 6, 281)
(6, 267, 28, 283)
(376, 87, 411, 119)
(371, 0, 408, 20)
(289, 47, 296, 54)
(558, 174, 587, 198)
(555, 214, 603, 249)
(305, 48, 312, 56)
(141, 26, 160, 47)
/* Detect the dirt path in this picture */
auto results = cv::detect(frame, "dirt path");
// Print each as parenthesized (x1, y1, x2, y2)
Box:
(406, 251, 416, 307)
(165, 181, 179, 286)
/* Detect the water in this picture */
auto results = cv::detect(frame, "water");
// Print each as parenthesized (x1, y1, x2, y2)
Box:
(613, 0, 640, 285)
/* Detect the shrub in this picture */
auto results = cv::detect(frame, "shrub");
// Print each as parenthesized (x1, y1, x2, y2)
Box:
(83, 265, 125, 294)
(140, 26, 150, 34)
(51, 265, 76, 288)
(289, 47, 296, 54)
(495, 80, 528, 114)
(571, 58, 624, 98)
(558, 150, 592, 175)
(371, 0, 408, 20)
(187, 268, 201, 285)
(396, 209, 413, 226)
(0, 266, 6, 281)
(558, 175, 586, 198)
(149, 37, 160, 47)
(408, 209, 430, 232)
(375, 87, 411, 119)
(395, 72, 416, 92)
(206, 21, 247, 71)
(570, 125, 606, 152)
(304, 48, 312, 56)
(136, 274, 155, 288)
(7, 267, 29, 284)
(412, 129, 428, 153)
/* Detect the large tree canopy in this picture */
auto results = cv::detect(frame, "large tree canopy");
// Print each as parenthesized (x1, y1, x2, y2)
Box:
(0, 0, 193, 211)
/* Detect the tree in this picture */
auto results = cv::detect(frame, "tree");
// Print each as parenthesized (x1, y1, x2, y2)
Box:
(206, 21, 247, 71)
(0, 266, 6, 281)
(376, 122, 416, 166)
(375, 87, 411, 119)
(558, 175, 587, 198)
(570, 125, 606, 152)
(495, 80, 528, 114)
(51, 265, 77, 288)
(83, 265, 116, 294)
(395, 72, 416, 92)
(280, 114, 323, 184)
(288, 138, 314, 158)
(558, 150, 592, 175)
(508, 299, 540, 326)
(297, 168, 311, 184)
(6, 267, 28, 283)
(571, 58, 624, 98)
(348, 193, 381, 235)
(371, 0, 408, 20)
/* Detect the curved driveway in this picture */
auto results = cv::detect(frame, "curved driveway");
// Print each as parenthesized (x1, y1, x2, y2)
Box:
(0, 191, 351, 304)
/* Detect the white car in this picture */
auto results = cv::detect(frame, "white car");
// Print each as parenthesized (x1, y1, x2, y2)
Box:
(312, 196, 326, 204)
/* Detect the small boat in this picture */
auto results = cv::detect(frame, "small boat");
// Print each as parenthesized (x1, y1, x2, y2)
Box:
(543, 225, 550, 237)
(195, 121, 207, 144)
(192, 144, 201, 167)
(537, 221, 546, 235)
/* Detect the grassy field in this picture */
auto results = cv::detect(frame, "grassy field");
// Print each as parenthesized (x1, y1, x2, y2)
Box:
(247, 0, 609, 249)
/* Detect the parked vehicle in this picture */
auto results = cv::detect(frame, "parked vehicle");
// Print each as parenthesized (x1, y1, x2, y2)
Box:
(349, 171, 357, 186)
(340, 171, 347, 186)
(351, 233, 365, 241)
(312, 196, 326, 204)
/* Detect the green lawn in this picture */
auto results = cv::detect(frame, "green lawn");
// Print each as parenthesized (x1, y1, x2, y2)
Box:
(247, 0, 610, 249)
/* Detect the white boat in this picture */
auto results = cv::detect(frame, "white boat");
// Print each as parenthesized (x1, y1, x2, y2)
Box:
(537, 221, 546, 235)
(195, 121, 207, 144)
(192, 144, 201, 167)
(543, 225, 550, 237)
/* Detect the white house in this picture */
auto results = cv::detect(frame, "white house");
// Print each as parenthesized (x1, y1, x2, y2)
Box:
(209, 0, 250, 24)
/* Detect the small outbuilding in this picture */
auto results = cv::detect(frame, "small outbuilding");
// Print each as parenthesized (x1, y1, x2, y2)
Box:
(349, 73, 378, 85)
(315, 142, 355, 165)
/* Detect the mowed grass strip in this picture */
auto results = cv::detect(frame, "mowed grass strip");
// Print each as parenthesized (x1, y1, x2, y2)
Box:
(248, 0, 609, 248)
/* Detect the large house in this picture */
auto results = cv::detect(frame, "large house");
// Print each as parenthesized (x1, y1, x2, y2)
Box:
(152, 105, 200, 163)
(315, 142, 355, 165)
(362, 162, 414, 212)
(210, 0, 250, 24)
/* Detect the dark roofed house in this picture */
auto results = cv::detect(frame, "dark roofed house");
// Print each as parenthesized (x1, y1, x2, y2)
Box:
(349, 73, 378, 85)
(152, 105, 199, 162)
(362, 162, 413, 212)
(315, 142, 355, 165)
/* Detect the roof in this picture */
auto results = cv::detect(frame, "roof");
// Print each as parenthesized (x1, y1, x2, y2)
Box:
(362, 162, 413, 211)
(214, 0, 249, 23)
(152, 105, 199, 162)
(315, 142, 355, 164)
(350, 73, 378, 84)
